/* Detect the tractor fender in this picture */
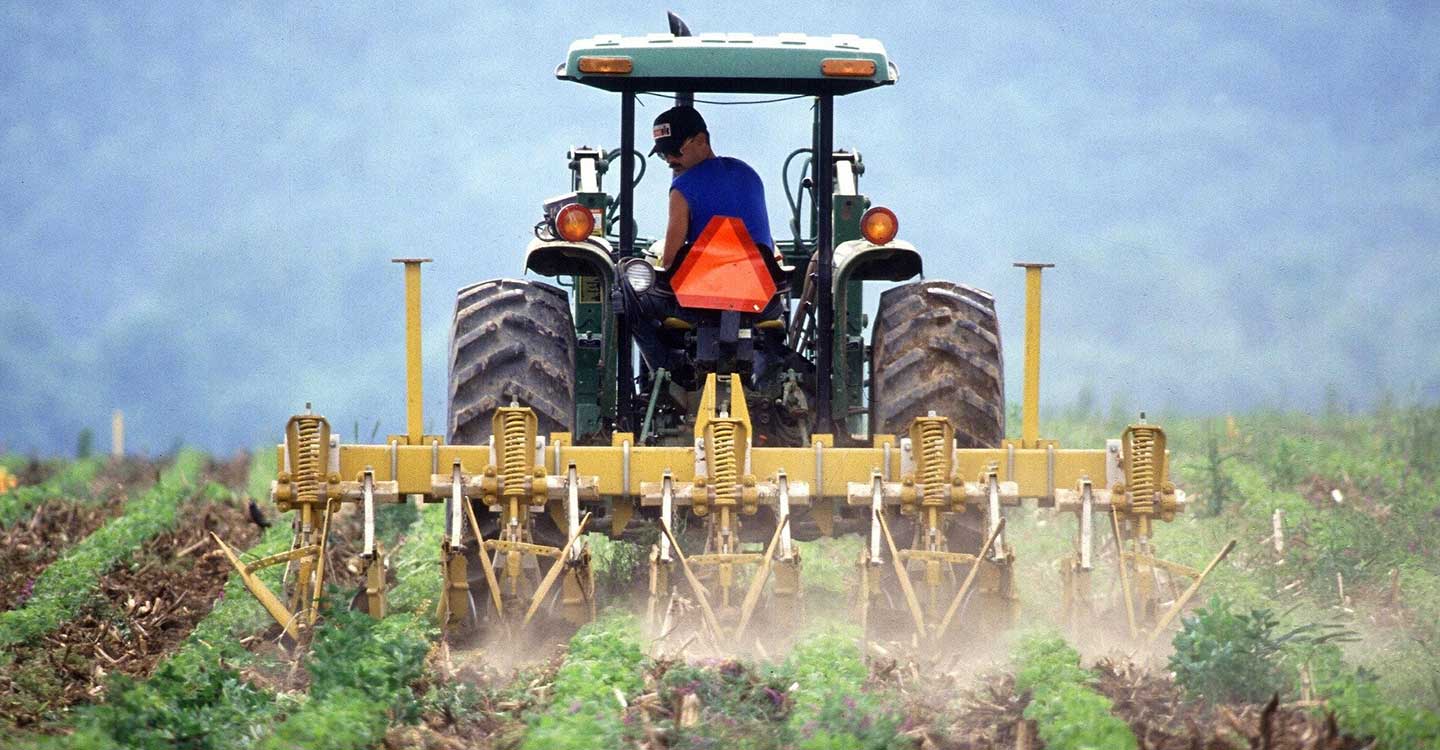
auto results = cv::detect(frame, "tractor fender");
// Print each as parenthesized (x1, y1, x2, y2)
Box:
(524, 237, 616, 283)
(831, 239, 922, 291)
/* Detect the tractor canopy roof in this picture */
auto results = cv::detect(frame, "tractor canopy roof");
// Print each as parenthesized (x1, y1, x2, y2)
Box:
(557, 32, 897, 95)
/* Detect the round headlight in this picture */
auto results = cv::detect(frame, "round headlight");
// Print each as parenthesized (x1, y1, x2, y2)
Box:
(622, 258, 655, 293)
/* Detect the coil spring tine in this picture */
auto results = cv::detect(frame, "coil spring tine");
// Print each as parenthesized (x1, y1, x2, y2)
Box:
(1129, 427, 1158, 514)
(294, 418, 323, 503)
(710, 422, 738, 505)
(920, 419, 947, 503)
(501, 411, 528, 497)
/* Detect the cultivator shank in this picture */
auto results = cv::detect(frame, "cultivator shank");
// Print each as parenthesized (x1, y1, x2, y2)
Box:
(643, 374, 804, 645)
(211, 408, 398, 639)
(432, 406, 596, 632)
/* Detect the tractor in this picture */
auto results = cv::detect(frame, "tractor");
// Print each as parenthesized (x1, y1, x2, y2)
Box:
(215, 15, 1232, 653)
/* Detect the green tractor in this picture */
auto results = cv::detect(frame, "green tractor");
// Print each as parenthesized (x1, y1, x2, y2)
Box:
(445, 14, 1009, 637)
(451, 18, 1002, 454)
(218, 16, 1209, 650)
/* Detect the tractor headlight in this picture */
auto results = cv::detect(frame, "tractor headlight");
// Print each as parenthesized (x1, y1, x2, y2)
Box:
(621, 258, 656, 293)
(554, 203, 596, 242)
(861, 206, 899, 245)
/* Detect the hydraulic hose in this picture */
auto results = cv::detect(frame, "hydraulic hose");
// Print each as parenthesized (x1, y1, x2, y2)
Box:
(604, 148, 648, 241)
(782, 148, 814, 250)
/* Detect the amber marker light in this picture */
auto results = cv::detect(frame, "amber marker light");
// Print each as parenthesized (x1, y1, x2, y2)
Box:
(860, 206, 898, 244)
(555, 204, 596, 242)
(578, 56, 633, 74)
(821, 59, 877, 77)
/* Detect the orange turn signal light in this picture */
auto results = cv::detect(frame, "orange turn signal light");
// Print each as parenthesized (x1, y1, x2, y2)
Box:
(578, 56, 633, 74)
(555, 204, 596, 242)
(821, 59, 877, 77)
(860, 206, 898, 245)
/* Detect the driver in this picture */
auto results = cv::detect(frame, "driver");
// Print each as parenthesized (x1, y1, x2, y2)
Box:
(625, 105, 782, 383)
(652, 105, 773, 268)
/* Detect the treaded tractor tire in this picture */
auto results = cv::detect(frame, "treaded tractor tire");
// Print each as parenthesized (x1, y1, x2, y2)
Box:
(870, 280, 1005, 448)
(447, 279, 576, 445)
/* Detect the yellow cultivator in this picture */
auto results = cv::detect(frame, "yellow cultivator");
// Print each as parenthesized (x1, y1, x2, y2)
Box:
(214, 258, 1229, 649)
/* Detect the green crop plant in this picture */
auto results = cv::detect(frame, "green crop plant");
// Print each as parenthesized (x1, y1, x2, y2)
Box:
(50, 640, 285, 750)
(772, 626, 904, 750)
(252, 501, 440, 749)
(0, 451, 204, 655)
(1169, 595, 1355, 705)
(173, 446, 417, 668)
(1192, 423, 1238, 517)
(654, 660, 790, 749)
(1013, 633, 1137, 750)
(1311, 660, 1440, 750)
(1389, 403, 1440, 479)
(584, 532, 645, 597)
(659, 661, 789, 724)
(522, 612, 646, 750)
(302, 609, 430, 720)
(384, 502, 446, 616)
(57, 453, 426, 750)
(0, 456, 102, 528)
(795, 536, 862, 600)
(238, 493, 435, 748)
(258, 609, 432, 750)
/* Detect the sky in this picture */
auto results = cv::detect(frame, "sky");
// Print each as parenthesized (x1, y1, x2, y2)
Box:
(2, 1, 1438, 456)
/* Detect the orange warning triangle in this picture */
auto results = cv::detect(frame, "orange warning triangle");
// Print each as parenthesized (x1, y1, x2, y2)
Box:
(670, 216, 777, 312)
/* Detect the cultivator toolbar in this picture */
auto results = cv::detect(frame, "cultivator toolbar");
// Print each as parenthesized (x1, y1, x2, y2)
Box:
(212, 259, 1234, 651)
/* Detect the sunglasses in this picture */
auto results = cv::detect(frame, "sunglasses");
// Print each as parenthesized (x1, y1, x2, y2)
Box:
(658, 134, 695, 159)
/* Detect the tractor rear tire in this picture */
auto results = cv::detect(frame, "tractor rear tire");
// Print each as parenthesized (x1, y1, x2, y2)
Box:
(447, 279, 575, 638)
(447, 279, 576, 445)
(870, 280, 1005, 448)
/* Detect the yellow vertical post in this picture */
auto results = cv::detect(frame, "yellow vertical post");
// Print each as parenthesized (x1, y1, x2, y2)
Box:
(393, 258, 432, 444)
(1013, 262, 1054, 448)
(111, 410, 124, 458)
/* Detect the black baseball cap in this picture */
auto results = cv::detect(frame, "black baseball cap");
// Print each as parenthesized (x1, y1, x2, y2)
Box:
(650, 106, 707, 156)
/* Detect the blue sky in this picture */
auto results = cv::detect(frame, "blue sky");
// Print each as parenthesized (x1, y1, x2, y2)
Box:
(2, 2, 1437, 455)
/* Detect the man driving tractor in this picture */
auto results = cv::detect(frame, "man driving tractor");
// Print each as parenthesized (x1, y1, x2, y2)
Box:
(623, 104, 787, 386)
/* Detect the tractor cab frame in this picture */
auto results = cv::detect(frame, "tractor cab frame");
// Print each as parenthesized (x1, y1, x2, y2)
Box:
(531, 25, 920, 440)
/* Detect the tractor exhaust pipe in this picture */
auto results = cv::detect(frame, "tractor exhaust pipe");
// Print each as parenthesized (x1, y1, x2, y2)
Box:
(667, 11, 694, 109)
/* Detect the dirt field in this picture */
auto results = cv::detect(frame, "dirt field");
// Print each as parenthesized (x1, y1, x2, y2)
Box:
(4, 413, 1438, 750)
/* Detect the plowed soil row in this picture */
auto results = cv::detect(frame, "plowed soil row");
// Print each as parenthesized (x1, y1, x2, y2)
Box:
(381, 648, 1367, 750)
(877, 656, 1363, 750)
(1089, 659, 1362, 750)
(0, 457, 258, 730)
(0, 458, 163, 613)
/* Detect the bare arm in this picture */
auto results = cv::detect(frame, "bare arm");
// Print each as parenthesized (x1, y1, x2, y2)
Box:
(661, 189, 688, 268)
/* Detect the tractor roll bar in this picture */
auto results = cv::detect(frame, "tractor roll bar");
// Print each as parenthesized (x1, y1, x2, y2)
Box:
(814, 95, 834, 434)
(618, 92, 637, 430)
(614, 88, 838, 434)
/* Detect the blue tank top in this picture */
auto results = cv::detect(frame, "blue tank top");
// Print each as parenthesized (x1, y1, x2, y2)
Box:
(671, 156, 773, 250)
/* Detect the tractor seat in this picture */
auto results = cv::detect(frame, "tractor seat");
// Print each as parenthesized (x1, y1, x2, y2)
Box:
(664, 316, 785, 331)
